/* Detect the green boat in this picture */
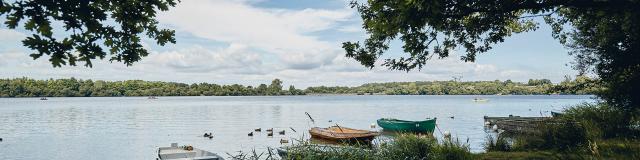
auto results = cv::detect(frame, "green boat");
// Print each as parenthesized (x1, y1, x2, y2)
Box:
(377, 118, 437, 133)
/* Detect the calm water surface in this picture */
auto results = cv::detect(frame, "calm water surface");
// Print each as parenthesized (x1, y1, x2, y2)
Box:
(0, 95, 594, 159)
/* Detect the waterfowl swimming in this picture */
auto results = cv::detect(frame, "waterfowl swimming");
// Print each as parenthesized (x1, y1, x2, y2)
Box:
(449, 116, 455, 119)
(267, 132, 273, 137)
(203, 133, 210, 137)
(255, 128, 261, 132)
(266, 128, 273, 132)
(280, 139, 288, 144)
(248, 132, 254, 136)
(278, 130, 285, 135)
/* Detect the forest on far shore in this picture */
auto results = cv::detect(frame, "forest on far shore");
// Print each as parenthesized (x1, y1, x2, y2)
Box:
(0, 76, 601, 97)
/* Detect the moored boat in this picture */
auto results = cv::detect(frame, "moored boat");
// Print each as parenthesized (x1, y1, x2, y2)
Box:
(472, 98, 488, 102)
(377, 118, 437, 133)
(158, 143, 224, 160)
(309, 126, 379, 143)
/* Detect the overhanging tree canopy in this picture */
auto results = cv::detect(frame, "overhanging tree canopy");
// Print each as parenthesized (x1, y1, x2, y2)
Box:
(343, 0, 639, 113)
(0, 0, 177, 67)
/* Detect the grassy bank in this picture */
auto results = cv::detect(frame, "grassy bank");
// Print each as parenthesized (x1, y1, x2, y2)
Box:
(483, 102, 640, 159)
(279, 136, 637, 160)
(282, 134, 473, 160)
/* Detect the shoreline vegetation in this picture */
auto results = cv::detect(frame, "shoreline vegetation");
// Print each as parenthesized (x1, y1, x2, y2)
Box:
(235, 103, 639, 160)
(1, 76, 601, 97)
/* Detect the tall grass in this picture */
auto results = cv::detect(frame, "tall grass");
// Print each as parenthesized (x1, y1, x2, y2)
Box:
(515, 118, 588, 151)
(561, 102, 637, 138)
(484, 102, 640, 158)
(281, 142, 376, 160)
(282, 133, 472, 160)
(227, 148, 280, 160)
(484, 134, 511, 152)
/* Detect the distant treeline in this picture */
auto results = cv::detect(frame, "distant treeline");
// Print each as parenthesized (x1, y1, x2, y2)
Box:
(308, 76, 602, 95)
(0, 78, 302, 97)
(0, 76, 601, 97)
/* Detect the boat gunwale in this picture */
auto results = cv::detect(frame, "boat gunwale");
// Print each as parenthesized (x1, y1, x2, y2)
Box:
(377, 118, 436, 124)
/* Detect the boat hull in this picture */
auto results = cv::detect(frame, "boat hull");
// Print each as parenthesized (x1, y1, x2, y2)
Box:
(309, 126, 378, 143)
(377, 118, 436, 133)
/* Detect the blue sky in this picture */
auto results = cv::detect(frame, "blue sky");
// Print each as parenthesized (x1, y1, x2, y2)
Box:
(0, 0, 577, 87)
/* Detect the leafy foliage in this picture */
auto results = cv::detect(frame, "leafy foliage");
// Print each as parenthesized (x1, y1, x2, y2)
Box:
(544, 2, 640, 115)
(344, 0, 640, 121)
(0, 0, 177, 67)
(343, 0, 542, 70)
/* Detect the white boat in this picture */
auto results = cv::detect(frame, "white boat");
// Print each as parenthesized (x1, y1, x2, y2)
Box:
(158, 143, 224, 160)
(472, 98, 488, 102)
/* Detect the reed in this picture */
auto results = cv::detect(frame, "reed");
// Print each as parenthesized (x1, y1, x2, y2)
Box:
(282, 133, 472, 160)
(483, 102, 640, 159)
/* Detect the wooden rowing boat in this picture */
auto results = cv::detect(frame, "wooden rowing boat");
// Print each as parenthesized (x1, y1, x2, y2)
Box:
(377, 118, 436, 133)
(309, 126, 379, 143)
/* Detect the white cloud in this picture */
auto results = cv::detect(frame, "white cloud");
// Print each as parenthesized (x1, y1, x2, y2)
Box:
(0, 29, 27, 51)
(158, 0, 352, 69)
(412, 56, 536, 82)
(337, 24, 362, 33)
(0, 1, 577, 87)
(0, 29, 26, 41)
(142, 44, 267, 74)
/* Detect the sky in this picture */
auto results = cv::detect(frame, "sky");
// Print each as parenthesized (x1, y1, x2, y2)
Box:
(0, 0, 578, 88)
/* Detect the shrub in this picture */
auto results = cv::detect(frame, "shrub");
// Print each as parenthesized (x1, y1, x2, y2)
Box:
(484, 135, 511, 152)
(562, 103, 637, 139)
(435, 139, 473, 160)
(377, 133, 439, 159)
(518, 118, 588, 151)
(500, 103, 639, 153)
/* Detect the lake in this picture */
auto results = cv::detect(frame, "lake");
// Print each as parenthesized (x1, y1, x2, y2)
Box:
(0, 95, 594, 159)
